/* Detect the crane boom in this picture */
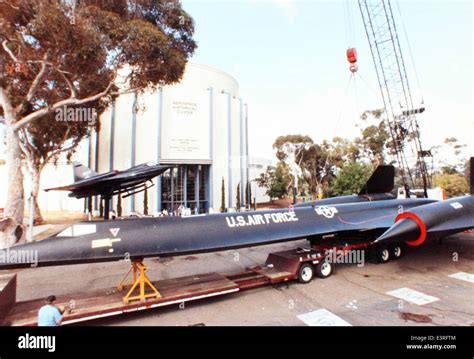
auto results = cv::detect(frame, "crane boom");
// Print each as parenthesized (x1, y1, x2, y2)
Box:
(358, 0, 431, 197)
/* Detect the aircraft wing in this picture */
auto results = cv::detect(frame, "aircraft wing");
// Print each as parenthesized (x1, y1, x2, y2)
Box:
(45, 172, 118, 192)
(45, 163, 171, 198)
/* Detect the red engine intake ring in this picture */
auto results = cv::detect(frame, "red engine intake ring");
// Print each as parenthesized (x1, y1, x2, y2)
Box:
(395, 212, 427, 246)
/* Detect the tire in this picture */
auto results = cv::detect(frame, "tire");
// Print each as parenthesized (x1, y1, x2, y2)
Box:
(375, 245, 391, 264)
(391, 244, 403, 259)
(315, 260, 333, 279)
(298, 263, 314, 284)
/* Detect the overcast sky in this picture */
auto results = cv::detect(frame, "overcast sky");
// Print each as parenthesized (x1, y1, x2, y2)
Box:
(181, 0, 473, 164)
(1, 0, 472, 167)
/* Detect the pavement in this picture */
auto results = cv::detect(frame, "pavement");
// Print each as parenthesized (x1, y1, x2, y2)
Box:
(8, 232, 474, 326)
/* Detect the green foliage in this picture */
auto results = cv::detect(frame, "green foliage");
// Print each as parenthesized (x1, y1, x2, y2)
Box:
(331, 162, 372, 196)
(269, 109, 399, 198)
(356, 109, 393, 165)
(273, 135, 313, 162)
(256, 163, 289, 200)
(220, 177, 225, 213)
(355, 122, 390, 165)
(441, 166, 459, 175)
(432, 137, 468, 173)
(433, 173, 469, 197)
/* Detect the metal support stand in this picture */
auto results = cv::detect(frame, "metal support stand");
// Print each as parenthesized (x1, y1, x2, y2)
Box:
(118, 260, 161, 303)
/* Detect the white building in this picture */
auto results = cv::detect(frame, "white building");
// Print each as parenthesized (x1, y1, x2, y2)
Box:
(88, 63, 250, 215)
(0, 64, 274, 217)
(248, 157, 272, 204)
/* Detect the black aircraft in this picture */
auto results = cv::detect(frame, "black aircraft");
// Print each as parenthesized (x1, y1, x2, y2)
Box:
(0, 160, 473, 271)
(45, 162, 171, 219)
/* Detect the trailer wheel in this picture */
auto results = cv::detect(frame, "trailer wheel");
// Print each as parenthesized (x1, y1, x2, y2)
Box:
(298, 263, 314, 284)
(375, 245, 390, 264)
(315, 260, 333, 279)
(391, 244, 403, 259)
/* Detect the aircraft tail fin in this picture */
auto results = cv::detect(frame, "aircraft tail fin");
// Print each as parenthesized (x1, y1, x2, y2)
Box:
(73, 162, 98, 182)
(358, 165, 395, 195)
(470, 157, 473, 195)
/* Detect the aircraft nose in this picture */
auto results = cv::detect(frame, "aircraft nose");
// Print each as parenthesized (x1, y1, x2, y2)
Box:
(375, 217, 422, 244)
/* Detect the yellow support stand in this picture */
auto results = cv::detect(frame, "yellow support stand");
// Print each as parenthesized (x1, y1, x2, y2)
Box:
(118, 260, 161, 303)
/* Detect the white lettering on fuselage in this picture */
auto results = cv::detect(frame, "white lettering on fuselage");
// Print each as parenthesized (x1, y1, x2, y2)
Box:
(225, 212, 299, 228)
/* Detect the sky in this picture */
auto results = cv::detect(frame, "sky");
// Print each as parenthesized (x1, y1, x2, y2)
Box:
(1, 0, 472, 167)
(180, 0, 473, 164)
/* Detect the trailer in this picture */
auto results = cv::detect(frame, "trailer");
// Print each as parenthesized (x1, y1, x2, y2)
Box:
(0, 246, 339, 326)
(0, 237, 409, 327)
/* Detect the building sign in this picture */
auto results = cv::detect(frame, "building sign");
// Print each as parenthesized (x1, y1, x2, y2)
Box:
(161, 88, 210, 162)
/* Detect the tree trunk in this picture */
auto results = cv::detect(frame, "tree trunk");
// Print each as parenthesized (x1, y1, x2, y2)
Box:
(29, 164, 44, 225)
(0, 88, 25, 228)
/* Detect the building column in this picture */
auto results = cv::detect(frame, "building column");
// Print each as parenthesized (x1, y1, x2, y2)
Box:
(195, 165, 200, 213)
(109, 100, 115, 211)
(239, 98, 245, 208)
(245, 104, 249, 204)
(208, 87, 213, 212)
(226, 92, 232, 209)
(183, 165, 187, 207)
(130, 91, 137, 213)
(170, 166, 174, 213)
(156, 87, 163, 212)
(92, 130, 100, 211)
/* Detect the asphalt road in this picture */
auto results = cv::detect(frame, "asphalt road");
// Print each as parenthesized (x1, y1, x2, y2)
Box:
(11, 233, 474, 326)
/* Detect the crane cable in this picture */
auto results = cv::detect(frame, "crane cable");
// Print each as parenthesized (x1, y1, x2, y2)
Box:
(395, 0, 424, 105)
(320, 1, 359, 177)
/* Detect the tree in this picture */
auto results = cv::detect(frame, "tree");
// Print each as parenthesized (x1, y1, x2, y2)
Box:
(273, 135, 313, 201)
(235, 183, 241, 210)
(299, 140, 335, 198)
(20, 108, 103, 224)
(464, 159, 471, 187)
(273, 135, 313, 163)
(256, 163, 289, 201)
(331, 162, 372, 196)
(220, 177, 225, 213)
(245, 181, 252, 208)
(432, 137, 467, 174)
(0, 0, 196, 242)
(433, 173, 469, 198)
(355, 109, 392, 166)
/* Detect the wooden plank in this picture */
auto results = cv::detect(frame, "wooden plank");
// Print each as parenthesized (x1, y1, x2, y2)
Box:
(2, 272, 239, 326)
(251, 267, 294, 283)
(0, 273, 16, 319)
